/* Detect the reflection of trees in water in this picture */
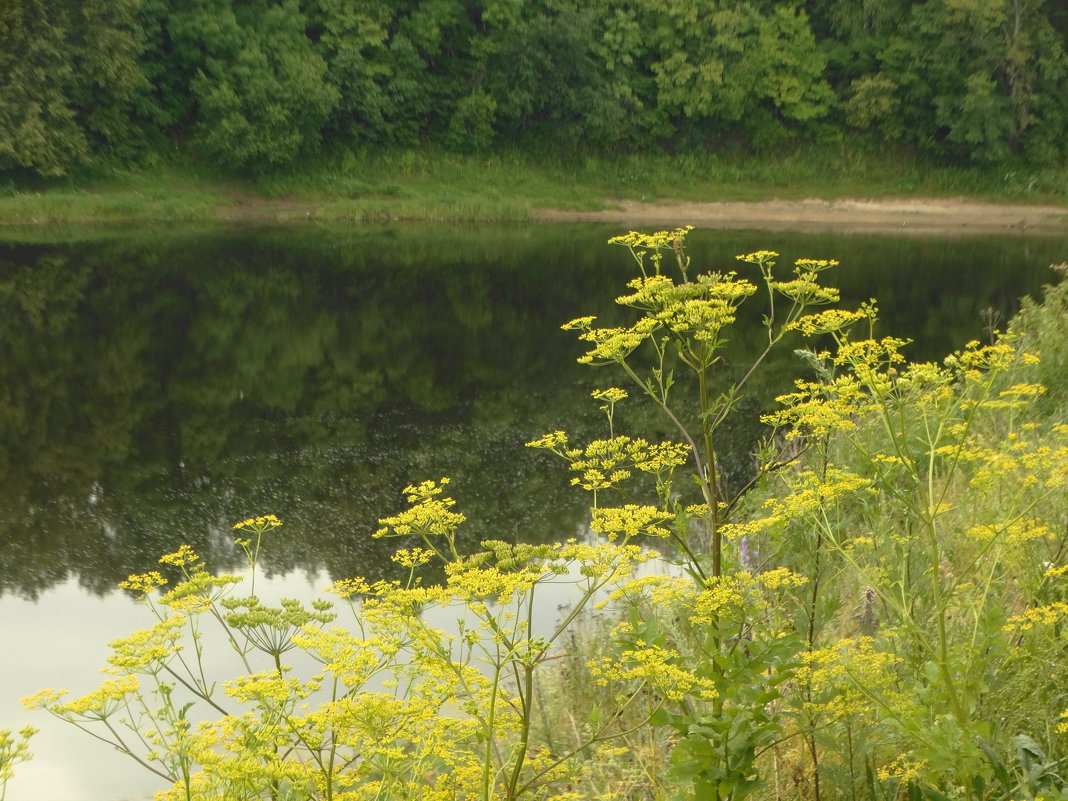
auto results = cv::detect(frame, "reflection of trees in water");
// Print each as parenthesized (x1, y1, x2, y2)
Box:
(0, 227, 620, 597)
(0, 226, 1060, 597)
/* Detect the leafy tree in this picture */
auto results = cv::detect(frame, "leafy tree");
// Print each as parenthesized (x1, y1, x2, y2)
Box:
(838, 0, 1068, 161)
(474, 1, 624, 148)
(168, 0, 338, 172)
(66, 0, 151, 157)
(137, 0, 196, 137)
(394, 0, 481, 142)
(632, 0, 835, 146)
(0, 0, 87, 175)
(0, 0, 149, 176)
(306, 0, 429, 146)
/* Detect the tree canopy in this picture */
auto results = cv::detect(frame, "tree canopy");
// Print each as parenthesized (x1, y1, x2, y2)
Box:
(1, 0, 1066, 176)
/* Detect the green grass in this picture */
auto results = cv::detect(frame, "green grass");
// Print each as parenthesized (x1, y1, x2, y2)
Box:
(1, 143, 1066, 226)
(0, 166, 225, 225)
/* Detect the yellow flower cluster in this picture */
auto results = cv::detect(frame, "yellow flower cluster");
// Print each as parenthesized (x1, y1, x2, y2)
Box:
(787, 308, 867, 336)
(767, 375, 869, 437)
(159, 544, 200, 567)
(591, 387, 628, 404)
(118, 570, 168, 597)
(327, 576, 371, 599)
(999, 382, 1047, 398)
(591, 504, 675, 540)
(435, 539, 654, 608)
(232, 514, 282, 532)
(223, 670, 318, 705)
(664, 296, 741, 342)
(589, 643, 717, 702)
(24, 676, 140, 719)
(611, 271, 757, 345)
(446, 556, 548, 605)
(795, 637, 902, 723)
(771, 277, 840, 306)
(1004, 602, 1068, 631)
(689, 569, 806, 624)
(558, 541, 653, 581)
(614, 273, 681, 307)
(718, 516, 780, 542)
(877, 755, 928, 783)
(833, 336, 909, 373)
(947, 340, 1022, 374)
(609, 226, 695, 252)
(106, 614, 186, 674)
(573, 317, 658, 365)
(962, 428, 1068, 491)
(794, 258, 840, 272)
(964, 519, 1053, 546)
(0, 726, 36, 785)
(610, 569, 806, 635)
(736, 250, 779, 265)
(525, 429, 569, 454)
(375, 479, 466, 540)
(159, 570, 243, 610)
(561, 315, 597, 331)
(560, 435, 688, 497)
(606, 574, 692, 608)
(391, 547, 435, 568)
(767, 468, 871, 522)
(609, 226, 695, 276)
(294, 625, 398, 687)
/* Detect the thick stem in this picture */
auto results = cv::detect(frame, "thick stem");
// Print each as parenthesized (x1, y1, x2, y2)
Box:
(807, 732, 823, 801)
(505, 662, 536, 800)
(698, 368, 722, 578)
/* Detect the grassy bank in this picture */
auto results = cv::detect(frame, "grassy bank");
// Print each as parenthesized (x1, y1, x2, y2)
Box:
(1, 144, 1067, 226)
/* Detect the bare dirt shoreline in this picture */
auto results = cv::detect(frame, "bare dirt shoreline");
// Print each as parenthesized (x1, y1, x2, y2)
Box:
(531, 197, 1068, 235)
(208, 194, 1068, 235)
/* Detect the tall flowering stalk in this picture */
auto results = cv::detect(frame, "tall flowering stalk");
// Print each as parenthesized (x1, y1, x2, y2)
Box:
(531, 229, 845, 801)
(556, 229, 839, 580)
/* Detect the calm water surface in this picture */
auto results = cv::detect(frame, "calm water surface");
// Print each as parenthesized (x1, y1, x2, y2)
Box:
(1, 222, 1065, 800)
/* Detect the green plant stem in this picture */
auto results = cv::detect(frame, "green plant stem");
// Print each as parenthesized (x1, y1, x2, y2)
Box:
(516, 687, 661, 797)
(698, 367, 723, 578)
(483, 658, 504, 801)
(618, 358, 710, 581)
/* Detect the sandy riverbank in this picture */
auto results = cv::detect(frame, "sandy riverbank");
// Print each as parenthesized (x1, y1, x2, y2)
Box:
(532, 197, 1068, 235)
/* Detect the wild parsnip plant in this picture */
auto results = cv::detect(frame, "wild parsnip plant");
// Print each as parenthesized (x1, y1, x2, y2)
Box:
(528, 230, 849, 801)
(21, 232, 1068, 801)
(0, 726, 34, 801)
(531, 232, 1067, 801)
(550, 230, 840, 580)
(24, 497, 684, 800)
(745, 303, 1068, 799)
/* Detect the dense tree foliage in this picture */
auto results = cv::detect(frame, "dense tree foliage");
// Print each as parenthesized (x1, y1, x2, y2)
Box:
(0, 0, 147, 174)
(1, 0, 1066, 176)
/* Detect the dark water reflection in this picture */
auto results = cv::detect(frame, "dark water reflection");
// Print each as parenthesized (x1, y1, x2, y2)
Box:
(1, 223, 1064, 599)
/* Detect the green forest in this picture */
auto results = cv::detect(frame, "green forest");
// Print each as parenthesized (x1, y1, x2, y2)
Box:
(3, 0, 1068, 179)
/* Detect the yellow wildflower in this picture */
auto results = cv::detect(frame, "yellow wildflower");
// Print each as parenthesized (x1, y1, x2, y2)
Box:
(232, 514, 282, 532)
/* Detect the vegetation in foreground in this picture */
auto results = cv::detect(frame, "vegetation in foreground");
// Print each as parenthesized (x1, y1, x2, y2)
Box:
(14, 232, 1068, 801)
